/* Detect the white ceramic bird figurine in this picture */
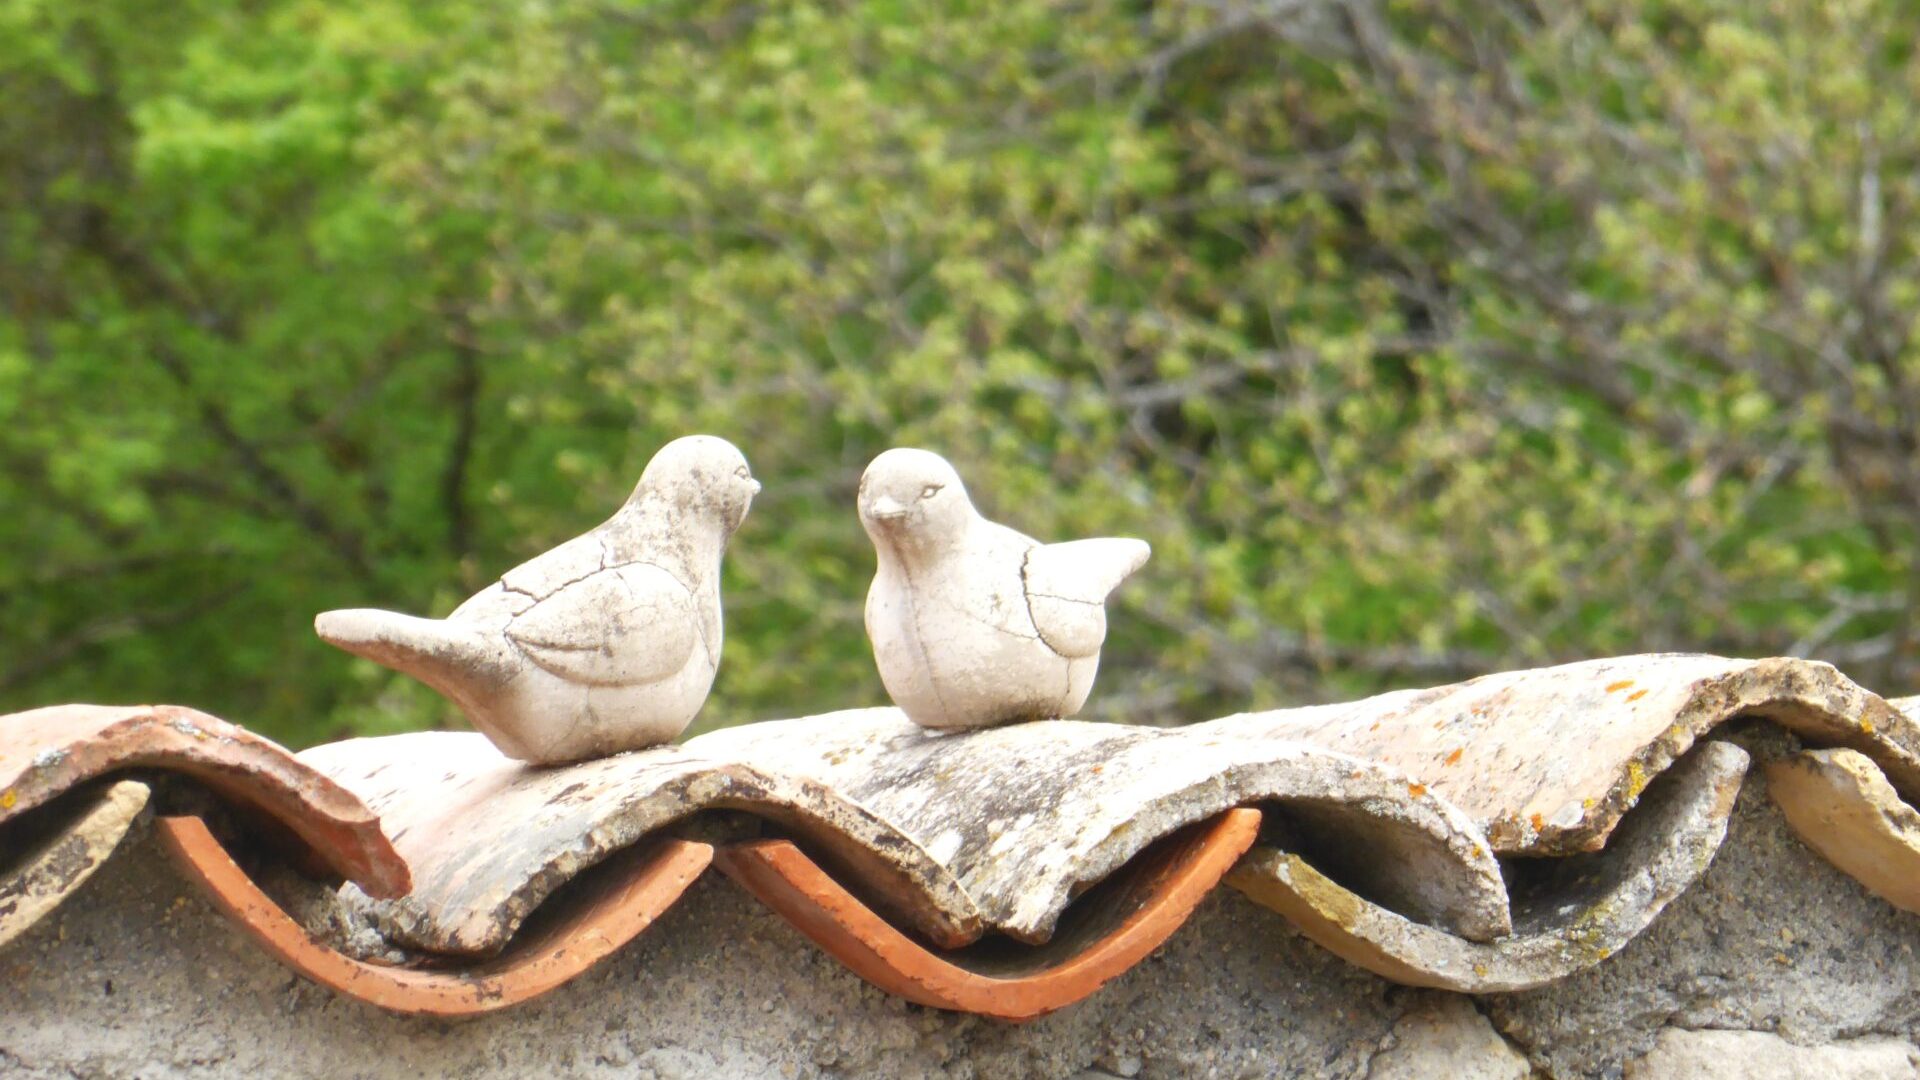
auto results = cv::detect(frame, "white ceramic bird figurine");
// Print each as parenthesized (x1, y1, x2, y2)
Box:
(315, 435, 758, 763)
(858, 448, 1150, 730)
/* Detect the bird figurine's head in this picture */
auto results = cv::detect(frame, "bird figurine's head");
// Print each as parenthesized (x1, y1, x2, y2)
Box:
(858, 448, 975, 551)
(634, 434, 760, 534)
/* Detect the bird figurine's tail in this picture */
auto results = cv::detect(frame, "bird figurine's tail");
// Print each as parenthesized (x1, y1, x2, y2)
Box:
(314, 608, 510, 710)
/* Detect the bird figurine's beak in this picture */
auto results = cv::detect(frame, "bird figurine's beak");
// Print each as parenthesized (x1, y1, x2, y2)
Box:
(867, 495, 908, 521)
(748, 479, 762, 495)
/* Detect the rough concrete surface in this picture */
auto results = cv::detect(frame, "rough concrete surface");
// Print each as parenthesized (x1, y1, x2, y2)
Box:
(0, 828, 1408, 1079)
(4, 746, 1920, 1078)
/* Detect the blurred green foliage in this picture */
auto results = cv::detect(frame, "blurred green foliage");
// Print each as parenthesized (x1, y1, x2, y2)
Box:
(4, 0, 1919, 747)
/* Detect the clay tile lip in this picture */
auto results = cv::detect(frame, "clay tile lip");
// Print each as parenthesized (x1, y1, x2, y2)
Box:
(1228, 739, 1752, 992)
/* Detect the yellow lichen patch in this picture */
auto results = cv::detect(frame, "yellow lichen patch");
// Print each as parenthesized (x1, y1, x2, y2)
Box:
(1529, 813, 1546, 832)
(1407, 782, 1428, 797)
(1625, 761, 1650, 799)
(1229, 853, 1368, 933)
(1290, 859, 1369, 932)
(1863, 717, 1876, 734)
(1606, 680, 1635, 693)
(1443, 748, 1464, 766)
(1626, 689, 1649, 702)
(0, 789, 13, 810)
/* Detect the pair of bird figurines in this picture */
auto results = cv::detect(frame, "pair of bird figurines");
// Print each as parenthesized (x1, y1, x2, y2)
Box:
(316, 436, 1150, 764)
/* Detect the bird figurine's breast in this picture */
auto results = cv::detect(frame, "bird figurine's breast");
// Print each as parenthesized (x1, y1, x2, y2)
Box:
(858, 448, 1150, 730)
(315, 435, 757, 764)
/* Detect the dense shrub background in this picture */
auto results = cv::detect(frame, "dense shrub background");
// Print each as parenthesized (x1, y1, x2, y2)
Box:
(5, 0, 1919, 746)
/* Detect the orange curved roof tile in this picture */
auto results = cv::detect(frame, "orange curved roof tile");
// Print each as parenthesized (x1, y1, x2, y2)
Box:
(0, 704, 408, 898)
(154, 814, 711, 1016)
(713, 808, 1261, 1021)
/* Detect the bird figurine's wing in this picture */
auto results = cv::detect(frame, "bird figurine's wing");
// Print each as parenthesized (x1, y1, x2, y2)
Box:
(1021, 537, 1151, 658)
(505, 563, 699, 687)
(499, 532, 611, 599)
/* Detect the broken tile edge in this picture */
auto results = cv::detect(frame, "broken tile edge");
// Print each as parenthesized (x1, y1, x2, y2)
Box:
(1006, 739, 1514, 945)
(1766, 747, 1920, 916)
(0, 779, 151, 950)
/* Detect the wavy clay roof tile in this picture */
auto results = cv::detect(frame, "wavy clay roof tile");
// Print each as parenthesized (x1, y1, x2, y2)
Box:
(4, 654, 1920, 1021)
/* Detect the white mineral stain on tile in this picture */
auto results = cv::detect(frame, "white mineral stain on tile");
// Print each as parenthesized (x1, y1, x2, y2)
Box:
(927, 830, 963, 864)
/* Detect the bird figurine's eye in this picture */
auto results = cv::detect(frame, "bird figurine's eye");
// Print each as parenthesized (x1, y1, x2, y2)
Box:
(920, 483, 943, 500)
(735, 466, 750, 479)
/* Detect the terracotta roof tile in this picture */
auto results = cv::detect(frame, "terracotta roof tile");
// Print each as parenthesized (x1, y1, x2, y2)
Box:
(713, 809, 1260, 1021)
(686, 708, 1506, 943)
(297, 731, 969, 955)
(154, 814, 710, 1016)
(4, 653, 1920, 1019)
(0, 704, 407, 898)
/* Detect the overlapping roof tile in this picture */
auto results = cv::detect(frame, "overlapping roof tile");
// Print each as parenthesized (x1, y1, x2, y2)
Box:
(296, 730, 970, 955)
(1228, 739, 1750, 991)
(0, 704, 408, 898)
(1209, 655, 1918, 855)
(154, 813, 710, 1017)
(686, 708, 1506, 943)
(4, 654, 1919, 1020)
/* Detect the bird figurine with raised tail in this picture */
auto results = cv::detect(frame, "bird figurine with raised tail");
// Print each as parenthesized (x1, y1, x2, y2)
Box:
(858, 448, 1150, 730)
(316, 435, 758, 764)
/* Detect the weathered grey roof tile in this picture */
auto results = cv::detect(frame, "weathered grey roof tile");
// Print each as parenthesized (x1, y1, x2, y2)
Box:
(299, 731, 976, 955)
(1212, 655, 1919, 856)
(1228, 740, 1749, 991)
(690, 708, 1508, 943)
